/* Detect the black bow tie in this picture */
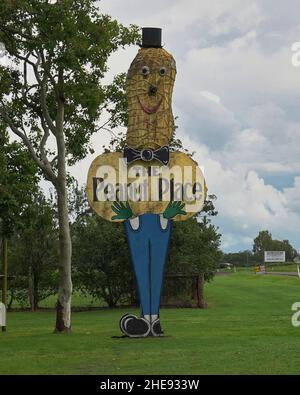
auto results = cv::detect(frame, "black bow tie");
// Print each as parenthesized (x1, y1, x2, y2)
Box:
(124, 146, 170, 165)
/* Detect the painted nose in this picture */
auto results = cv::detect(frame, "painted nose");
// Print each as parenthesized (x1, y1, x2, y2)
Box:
(148, 84, 157, 96)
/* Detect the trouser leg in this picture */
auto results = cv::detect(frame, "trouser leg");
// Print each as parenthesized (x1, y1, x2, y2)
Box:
(124, 222, 151, 316)
(149, 220, 172, 315)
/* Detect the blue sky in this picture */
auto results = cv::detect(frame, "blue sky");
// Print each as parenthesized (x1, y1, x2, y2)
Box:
(71, 1, 300, 252)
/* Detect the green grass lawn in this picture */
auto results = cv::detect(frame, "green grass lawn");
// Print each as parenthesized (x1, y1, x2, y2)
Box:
(265, 263, 299, 272)
(1, 272, 300, 375)
(235, 263, 299, 273)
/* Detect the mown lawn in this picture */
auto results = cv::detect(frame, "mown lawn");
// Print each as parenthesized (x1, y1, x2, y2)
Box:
(1, 272, 300, 375)
(265, 263, 299, 272)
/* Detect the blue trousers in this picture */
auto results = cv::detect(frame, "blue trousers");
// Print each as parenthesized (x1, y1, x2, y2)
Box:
(124, 214, 172, 316)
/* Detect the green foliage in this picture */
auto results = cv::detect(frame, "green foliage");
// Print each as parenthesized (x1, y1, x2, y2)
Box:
(8, 190, 59, 309)
(104, 73, 129, 130)
(168, 218, 222, 281)
(165, 194, 222, 303)
(253, 230, 272, 262)
(0, 0, 140, 165)
(224, 231, 298, 267)
(72, 214, 133, 307)
(253, 230, 298, 263)
(168, 194, 222, 275)
(271, 239, 298, 262)
(223, 250, 258, 267)
(0, 129, 38, 236)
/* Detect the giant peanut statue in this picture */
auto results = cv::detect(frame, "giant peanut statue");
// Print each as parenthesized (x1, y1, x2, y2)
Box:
(87, 28, 206, 337)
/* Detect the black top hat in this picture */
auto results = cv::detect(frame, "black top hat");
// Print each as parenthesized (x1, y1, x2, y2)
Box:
(141, 27, 162, 48)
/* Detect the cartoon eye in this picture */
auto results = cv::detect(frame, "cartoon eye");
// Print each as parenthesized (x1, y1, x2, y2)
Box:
(159, 67, 167, 76)
(141, 66, 150, 76)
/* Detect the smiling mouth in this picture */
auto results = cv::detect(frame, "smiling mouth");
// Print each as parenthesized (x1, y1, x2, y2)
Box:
(138, 96, 163, 114)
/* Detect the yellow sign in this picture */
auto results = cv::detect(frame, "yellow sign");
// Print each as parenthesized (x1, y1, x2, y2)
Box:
(86, 151, 206, 222)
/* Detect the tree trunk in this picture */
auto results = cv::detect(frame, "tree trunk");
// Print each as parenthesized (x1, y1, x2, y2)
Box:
(197, 274, 207, 308)
(54, 100, 72, 333)
(55, 186, 72, 332)
(33, 272, 39, 311)
(7, 290, 14, 311)
(1, 237, 8, 332)
(28, 265, 35, 311)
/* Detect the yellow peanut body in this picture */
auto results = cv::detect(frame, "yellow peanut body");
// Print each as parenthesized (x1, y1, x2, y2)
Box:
(126, 48, 176, 149)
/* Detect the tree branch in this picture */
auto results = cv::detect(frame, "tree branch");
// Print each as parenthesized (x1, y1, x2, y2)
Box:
(50, 155, 58, 167)
(0, 25, 32, 41)
(16, 53, 57, 136)
(39, 49, 60, 99)
(39, 115, 57, 178)
(0, 105, 57, 185)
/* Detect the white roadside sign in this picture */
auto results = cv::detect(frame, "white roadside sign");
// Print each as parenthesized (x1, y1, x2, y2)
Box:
(264, 251, 286, 263)
(0, 302, 6, 327)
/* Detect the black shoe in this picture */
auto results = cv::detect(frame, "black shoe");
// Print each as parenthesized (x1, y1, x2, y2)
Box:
(151, 318, 164, 337)
(122, 315, 150, 338)
(119, 314, 136, 335)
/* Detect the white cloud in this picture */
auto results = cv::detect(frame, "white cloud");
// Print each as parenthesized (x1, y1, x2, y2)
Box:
(178, 133, 300, 251)
(200, 91, 221, 104)
(99, 0, 263, 37)
(284, 177, 300, 211)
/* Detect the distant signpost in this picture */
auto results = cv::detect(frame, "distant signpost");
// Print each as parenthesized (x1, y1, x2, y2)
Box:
(255, 265, 266, 274)
(264, 251, 286, 263)
(0, 302, 6, 329)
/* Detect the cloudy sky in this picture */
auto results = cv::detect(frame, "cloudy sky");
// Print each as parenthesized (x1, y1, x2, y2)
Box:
(25, 0, 300, 252)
